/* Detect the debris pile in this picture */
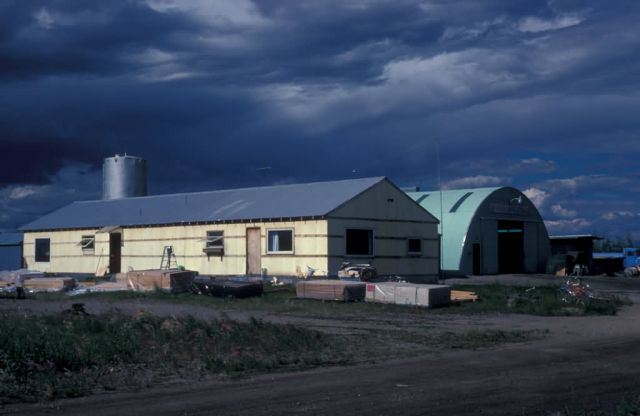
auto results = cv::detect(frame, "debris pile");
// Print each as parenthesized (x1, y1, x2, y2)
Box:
(70, 269, 196, 295)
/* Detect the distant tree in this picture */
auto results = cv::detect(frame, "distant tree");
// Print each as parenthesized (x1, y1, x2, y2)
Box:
(593, 233, 636, 252)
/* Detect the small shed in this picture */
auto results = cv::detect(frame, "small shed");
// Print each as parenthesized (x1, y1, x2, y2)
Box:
(21, 177, 440, 282)
(549, 234, 601, 274)
(0, 232, 23, 271)
(407, 187, 550, 276)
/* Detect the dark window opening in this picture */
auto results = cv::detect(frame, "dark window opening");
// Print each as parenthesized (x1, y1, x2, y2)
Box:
(408, 238, 422, 255)
(206, 231, 224, 249)
(346, 229, 373, 256)
(204, 230, 224, 255)
(35, 238, 50, 262)
(267, 229, 293, 253)
(81, 235, 95, 254)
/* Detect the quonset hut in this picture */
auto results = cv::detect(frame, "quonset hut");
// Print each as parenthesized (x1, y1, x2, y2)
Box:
(407, 187, 550, 276)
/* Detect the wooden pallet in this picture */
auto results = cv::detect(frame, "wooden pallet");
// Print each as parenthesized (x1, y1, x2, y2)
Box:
(450, 290, 479, 302)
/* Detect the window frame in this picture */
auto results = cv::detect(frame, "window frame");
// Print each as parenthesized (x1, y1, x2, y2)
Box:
(266, 228, 294, 254)
(407, 238, 423, 256)
(35, 238, 51, 263)
(345, 228, 374, 257)
(80, 235, 95, 255)
(203, 230, 225, 255)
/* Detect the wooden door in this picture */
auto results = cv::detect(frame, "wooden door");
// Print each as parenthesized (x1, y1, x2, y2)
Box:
(246, 228, 261, 275)
(109, 233, 122, 274)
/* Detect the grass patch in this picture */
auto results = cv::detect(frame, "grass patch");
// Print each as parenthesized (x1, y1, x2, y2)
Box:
(434, 284, 628, 316)
(33, 282, 629, 317)
(0, 312, 348, 403)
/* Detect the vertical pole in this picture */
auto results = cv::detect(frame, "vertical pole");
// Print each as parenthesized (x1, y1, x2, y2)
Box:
(435, 138, 444, 283)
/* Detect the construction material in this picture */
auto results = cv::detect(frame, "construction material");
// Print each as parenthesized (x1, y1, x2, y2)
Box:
(365, 282, 451, 307)
(193, 277, 264, 298)
(116, 269, 196, 293)
(0, 269, 44, 284)
(451, 290, 479, 302)
(296, 279, 366, 301)
(23, 277, 76, 292)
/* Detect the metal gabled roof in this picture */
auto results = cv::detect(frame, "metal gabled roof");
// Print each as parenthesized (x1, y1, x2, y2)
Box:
(22, 177, 386, 231)
(407, 187, 502, 271)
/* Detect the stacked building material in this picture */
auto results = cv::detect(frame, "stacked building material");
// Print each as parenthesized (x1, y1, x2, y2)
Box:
(296, 279, 366, 301)
(193, 277, 263, 298)
(0, 269, 44, 284)
(23, 277, 75, 292)
(365, 282, 451, 307)
(116, 269, 196, 293)
(450, 290, 479, 302)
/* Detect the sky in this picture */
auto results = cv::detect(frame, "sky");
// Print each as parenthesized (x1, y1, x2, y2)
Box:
(0, 0, 639, 241)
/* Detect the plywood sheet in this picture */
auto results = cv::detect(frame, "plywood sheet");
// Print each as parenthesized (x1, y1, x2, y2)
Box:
(23, 277, 75, 291)
(116, 269, 196, 293)
(296, 279, 366, 301)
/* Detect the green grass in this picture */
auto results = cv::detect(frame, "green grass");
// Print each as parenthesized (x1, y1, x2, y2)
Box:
(0, 312, 348, 403)
(434, 284, 628, 316)
(0, 307, 538, 403)
(33, 282, 629, 317)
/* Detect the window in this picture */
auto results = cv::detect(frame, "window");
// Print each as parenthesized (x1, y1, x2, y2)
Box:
(267, 229, 293, 253)
(346, 229, 373, 256)
(35, 238, 50, 262)
(81, 235, 95, 254)
(204, 231, 224, 254)
(408, 238, 422, 255)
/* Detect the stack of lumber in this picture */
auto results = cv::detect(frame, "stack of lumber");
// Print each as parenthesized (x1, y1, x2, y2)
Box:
(193, 277, 263, 298)
(0, 269, 44, 284)
(116, 269, 196, 293)
(85, 281, 130, 292)
(365, 282, 451, 307)
(450, 290, 479, 302)
(23, 277, 75, 292)
(296, 279, 366, 301)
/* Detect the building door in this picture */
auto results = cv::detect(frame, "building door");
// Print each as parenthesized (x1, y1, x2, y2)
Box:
(109, 233, 122, 274)
(246, 228, 261, 275)
(497, 221, 524, 274)
(472, 243, 481, 275)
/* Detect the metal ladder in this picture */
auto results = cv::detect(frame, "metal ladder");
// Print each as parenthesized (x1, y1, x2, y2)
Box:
(160, 246, 178, 269)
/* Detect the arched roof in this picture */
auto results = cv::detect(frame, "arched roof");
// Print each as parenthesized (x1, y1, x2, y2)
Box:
(407, 187, 502, 271)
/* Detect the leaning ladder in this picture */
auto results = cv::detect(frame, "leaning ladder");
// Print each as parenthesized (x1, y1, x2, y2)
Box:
(160, 246, 178, 269)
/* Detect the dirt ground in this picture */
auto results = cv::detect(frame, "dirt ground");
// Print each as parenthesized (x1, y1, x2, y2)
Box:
(2, 278, 640, 415)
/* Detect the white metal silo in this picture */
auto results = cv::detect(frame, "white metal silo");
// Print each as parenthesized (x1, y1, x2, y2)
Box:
(102, 154, 148, 200)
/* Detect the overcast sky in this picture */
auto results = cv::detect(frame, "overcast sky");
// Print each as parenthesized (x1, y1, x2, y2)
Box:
(1, 0, 639, 241)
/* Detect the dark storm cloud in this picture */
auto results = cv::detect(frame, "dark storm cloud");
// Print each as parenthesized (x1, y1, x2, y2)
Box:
(0, 0, 639, 239)
(0, 0, 202, 79)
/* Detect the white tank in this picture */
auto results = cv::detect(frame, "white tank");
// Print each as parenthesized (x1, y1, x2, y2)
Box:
(102, 154, 147, 200)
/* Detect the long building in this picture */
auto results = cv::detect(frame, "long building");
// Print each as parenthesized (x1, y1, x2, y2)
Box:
(407, 187, 550, 276)
(22, 177, 441, 281)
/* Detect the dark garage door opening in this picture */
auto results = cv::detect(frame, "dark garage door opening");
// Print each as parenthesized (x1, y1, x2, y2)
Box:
(497, 220, 524, 274)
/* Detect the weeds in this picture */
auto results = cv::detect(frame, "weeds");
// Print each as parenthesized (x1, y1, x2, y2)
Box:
(434, 285, 628, 316)
(0, 312, 345, 403)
